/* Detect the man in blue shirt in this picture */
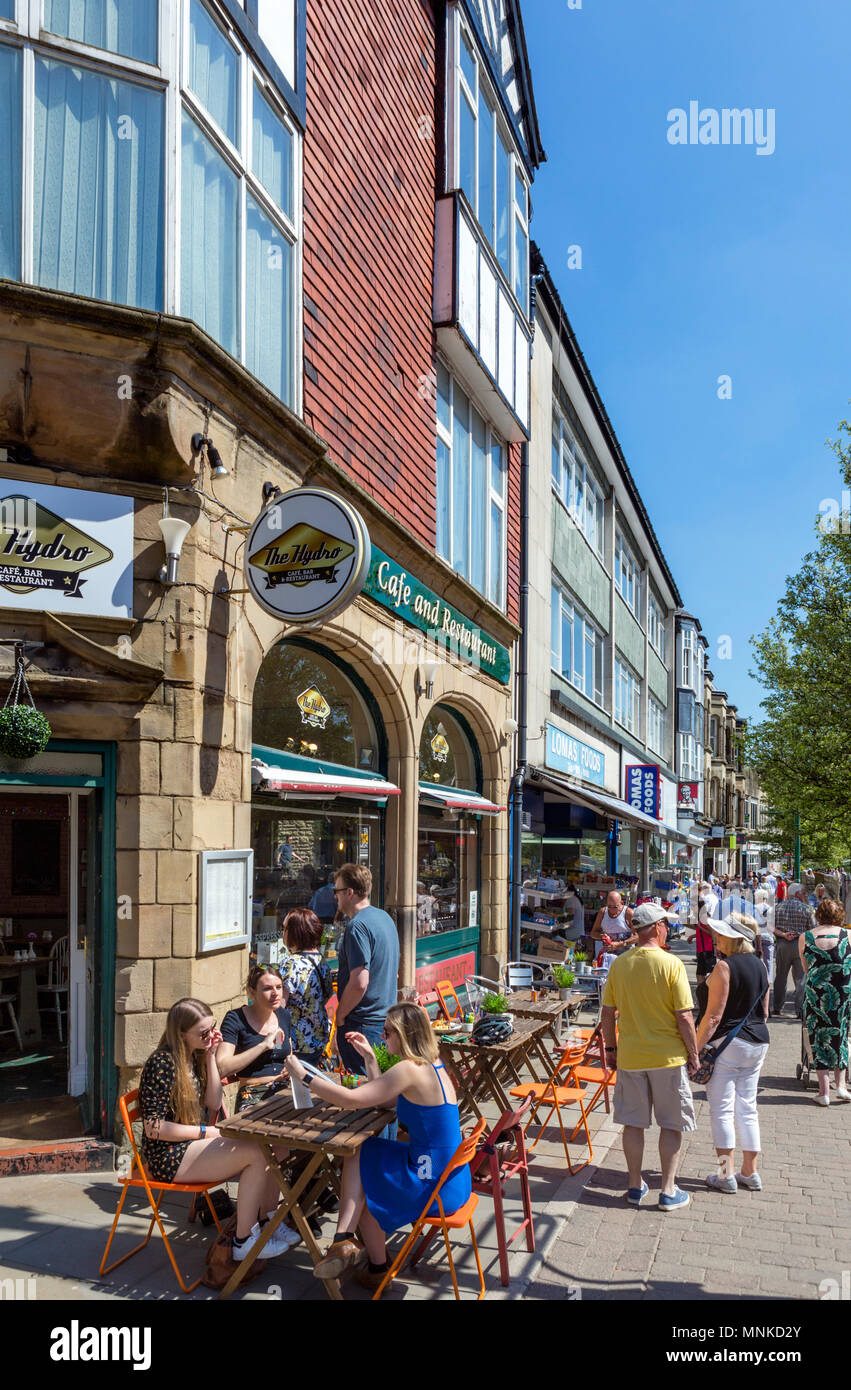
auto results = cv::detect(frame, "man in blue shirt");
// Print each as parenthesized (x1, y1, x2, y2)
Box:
(333, 863, 400, 1076)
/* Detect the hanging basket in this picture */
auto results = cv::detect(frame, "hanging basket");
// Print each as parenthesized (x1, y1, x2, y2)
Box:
(0, 649, 51, 759)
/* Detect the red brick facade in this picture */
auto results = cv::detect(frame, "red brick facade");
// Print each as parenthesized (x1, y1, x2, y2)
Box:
(303, 0, 521, 627)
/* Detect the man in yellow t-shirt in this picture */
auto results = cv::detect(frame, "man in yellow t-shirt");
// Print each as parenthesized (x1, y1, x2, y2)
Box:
(601, 903, 699, 1213)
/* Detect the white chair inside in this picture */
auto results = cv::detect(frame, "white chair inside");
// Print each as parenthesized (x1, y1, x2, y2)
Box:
(0, 986, 23, 1052)
(38, 936, 69, 1042)
(502, 960, 546, 991)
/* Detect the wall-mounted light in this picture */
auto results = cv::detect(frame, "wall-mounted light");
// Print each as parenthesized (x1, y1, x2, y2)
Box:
(191, 432, 229, 479)
(502, 717, 519, 746)
(158, 491, 191, 586)
(414, 661, 439, 702)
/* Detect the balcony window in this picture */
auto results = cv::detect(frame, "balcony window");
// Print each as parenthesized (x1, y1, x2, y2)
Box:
(437, 365, 506, 607)
(615, 657, 641, 735)
(454, 11, 529, 313)
(43, 0, 158, 64)
(551, 584, 605, 708)
(614, 532, 641, 616)
(552, 410, 605, 557)
(0, 1, 301, 411)
(34, 57, 164, 309)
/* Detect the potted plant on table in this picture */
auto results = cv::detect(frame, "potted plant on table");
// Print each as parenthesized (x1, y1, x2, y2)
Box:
(552, 964, 575, 1002)
(573, 950, 589, 977)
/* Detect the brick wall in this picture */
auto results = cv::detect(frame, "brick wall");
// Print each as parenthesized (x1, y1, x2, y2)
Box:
(303, 0, 439, 550)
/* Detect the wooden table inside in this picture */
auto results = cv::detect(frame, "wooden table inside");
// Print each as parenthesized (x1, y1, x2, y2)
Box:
(437, 1016, 553, 1122)
(218, 1091, 396, 1300)
(0, 959, 41, 1044)
(508, 990, 581, 1056)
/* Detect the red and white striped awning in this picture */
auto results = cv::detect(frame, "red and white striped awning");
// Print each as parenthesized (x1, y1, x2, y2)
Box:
(418, 784, 503, 816)
(252, 759, 400, 801)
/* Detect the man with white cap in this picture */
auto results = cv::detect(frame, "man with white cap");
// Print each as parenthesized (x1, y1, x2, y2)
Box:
(772, 883, 815, 1018)
(601, 903, 699, 1212)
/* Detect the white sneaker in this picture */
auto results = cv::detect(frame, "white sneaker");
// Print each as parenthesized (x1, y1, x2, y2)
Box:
(233, 1219, 300, 1261)
(813, 1094, 830, 1107)
(705, 1172, 737, 1194)
(834, 1088, 851, 1103)
(734, 1171, 763, 1191)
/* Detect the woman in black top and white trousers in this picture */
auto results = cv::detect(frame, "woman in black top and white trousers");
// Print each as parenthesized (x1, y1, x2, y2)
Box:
(695, 913, 770, 1194)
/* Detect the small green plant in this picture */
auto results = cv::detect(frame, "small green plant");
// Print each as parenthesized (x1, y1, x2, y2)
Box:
(552, 965, 575, 989)
(372, 1042, 399, 1073)
(482, 991, 510, 1014)
(0, 706, 51, 759)
(572, 950, 588, 965)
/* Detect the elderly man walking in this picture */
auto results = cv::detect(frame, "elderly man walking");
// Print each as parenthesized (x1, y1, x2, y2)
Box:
(772, 882, 815, 1018)
(601, 904, 699, 1212)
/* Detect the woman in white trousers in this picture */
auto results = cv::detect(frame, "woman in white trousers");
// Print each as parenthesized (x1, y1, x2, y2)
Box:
(695, 914, 770, 1193)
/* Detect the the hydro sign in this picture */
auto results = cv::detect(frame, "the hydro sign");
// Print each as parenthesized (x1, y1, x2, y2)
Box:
(245, 487, 371, 624)
(545, 723, 606, 787)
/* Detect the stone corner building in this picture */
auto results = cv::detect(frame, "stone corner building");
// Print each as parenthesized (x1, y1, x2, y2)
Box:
(0, 0, 542, 1147)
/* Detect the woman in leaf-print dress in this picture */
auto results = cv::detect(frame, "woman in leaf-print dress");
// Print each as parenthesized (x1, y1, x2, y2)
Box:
(799, 897, 851, 1105)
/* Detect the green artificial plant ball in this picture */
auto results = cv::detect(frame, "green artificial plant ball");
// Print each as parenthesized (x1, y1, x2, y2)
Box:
(0, 707, 52, 759)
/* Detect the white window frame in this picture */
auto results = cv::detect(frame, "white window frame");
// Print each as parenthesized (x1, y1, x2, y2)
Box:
(437, 362, 507, 608)
(2, 0, 302, 413)
(614, 657, 641, 736)
(550, 581, 606, 708)
(551, 409, 605, 559)
(451, 6, 530, 316)
(648, 592, 666, 662)
(614, 531, 641, 618)
(681, 626, 697, 690)
(647, 695, 665, 757)
(679, 731, 700, 782)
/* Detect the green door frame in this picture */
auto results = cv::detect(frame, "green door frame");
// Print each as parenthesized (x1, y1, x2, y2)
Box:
(0, 739, 117, 1135)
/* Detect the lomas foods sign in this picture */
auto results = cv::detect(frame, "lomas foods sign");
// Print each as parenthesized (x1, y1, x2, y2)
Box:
(364, 547, 510, 686)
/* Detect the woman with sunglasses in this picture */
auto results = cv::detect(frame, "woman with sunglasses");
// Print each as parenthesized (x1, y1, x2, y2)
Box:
(138, 997, 299, 1260)
(217, 965, 293, 1112)
(284, 1001, 470, 1293)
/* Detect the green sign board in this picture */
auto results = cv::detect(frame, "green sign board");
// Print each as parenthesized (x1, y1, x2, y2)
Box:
(363, 547, 511, 686)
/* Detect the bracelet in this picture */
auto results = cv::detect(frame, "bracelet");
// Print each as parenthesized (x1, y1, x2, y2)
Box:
(199, 1124, 206, 1140)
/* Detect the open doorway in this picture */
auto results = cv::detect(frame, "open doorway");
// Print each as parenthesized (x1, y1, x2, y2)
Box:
(0, 789, 100, 1144)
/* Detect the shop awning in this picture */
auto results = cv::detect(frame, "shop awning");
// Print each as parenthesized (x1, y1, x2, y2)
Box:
(529, 767, 664, 832)
(418, 783, 504, 816)
(252, 745, 400, 803)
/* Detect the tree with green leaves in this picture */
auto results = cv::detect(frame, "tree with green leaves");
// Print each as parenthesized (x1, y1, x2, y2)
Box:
(747, 415, 851, 865)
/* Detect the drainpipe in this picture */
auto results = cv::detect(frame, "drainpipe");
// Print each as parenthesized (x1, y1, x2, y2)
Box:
(510, 266, 544, 962)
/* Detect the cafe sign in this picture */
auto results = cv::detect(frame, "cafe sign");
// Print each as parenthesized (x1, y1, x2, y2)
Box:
(297, 686, 331, 728)
(0, 480, 133, 618)
(363, 547, 510, 686)
(246, 487, 371, 624)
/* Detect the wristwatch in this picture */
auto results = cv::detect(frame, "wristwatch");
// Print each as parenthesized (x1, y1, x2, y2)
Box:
(199, 1124, 207, 1140)
(301, 1071, 313, 1090)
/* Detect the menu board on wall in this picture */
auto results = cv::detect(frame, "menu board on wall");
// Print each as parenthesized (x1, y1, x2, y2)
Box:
(199, 850, 253, 953)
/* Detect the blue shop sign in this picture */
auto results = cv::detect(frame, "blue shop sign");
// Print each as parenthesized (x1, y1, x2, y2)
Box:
(625, 764, 661, 819)
(545, 723, 606, 787)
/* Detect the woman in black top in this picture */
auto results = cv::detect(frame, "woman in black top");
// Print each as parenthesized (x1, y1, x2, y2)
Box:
(217, 965, 293, 1112)
(695, 914, 770, 1194)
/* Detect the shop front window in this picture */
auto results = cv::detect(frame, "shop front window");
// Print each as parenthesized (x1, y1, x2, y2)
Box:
(417, 813, 477, 940)
(254, 642, 378, 771)
(419, 707, 477, 789)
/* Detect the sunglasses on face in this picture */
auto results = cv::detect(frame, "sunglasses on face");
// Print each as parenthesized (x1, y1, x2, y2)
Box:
(198, 1023, 217, 1040)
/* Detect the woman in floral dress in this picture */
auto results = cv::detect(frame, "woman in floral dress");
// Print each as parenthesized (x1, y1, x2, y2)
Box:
(799, 897, 851, 1105)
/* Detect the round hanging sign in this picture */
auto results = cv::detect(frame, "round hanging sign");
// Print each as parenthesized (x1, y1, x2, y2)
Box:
(245, 487, 371, 624)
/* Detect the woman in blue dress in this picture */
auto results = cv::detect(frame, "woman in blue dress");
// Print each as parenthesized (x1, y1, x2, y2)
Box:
(284, 1001, 470, 1293)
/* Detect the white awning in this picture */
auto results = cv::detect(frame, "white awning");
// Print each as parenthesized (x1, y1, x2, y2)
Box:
(418, 784, 503, 816)
(252, 758, 400, 801)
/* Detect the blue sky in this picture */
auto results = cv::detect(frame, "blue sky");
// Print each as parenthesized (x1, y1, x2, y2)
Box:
(522, 0, 851, 720)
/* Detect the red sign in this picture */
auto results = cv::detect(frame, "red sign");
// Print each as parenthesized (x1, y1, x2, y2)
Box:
(415, 951, 476, 997)
(678, 782, 699, 807)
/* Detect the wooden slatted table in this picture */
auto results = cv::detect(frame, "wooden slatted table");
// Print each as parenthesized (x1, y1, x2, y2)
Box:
(217, 1091, 395, 1300)
(437, 1017, 553, 1123)
(508, 990, 580, 1057)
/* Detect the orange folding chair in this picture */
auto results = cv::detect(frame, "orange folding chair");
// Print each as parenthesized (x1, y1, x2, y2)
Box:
(510, 1036, 596, 1175)
(372, 1118, 487, 1301)
(100, 1089, 225, 1294)
(435, 979, 466, 1022)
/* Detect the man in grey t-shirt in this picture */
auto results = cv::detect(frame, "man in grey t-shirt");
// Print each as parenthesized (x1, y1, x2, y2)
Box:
(333, 863, 400, 1076)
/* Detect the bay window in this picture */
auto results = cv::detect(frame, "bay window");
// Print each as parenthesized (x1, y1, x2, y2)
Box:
(550, 583, 605, 707)
(437, 363, 507, 608)
(0, 0, 301, 411)
(552, 410, 605, 557)
(648, 696, 665, 756)
(679, 732, 700, 782)
(615, 657, 641, 735)
(681, 626, 697, 690)
(648, 592, 666, 661)
(453, 9, 530, 314)
(615, 532, 641, 617)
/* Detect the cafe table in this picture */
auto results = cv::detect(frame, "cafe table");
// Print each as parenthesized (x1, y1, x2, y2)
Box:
(436, 1016, 553, 1123)
(217, 1090, 396, 1300)
(0, 958, 42, 1045)
(507, 989, 581, 1058)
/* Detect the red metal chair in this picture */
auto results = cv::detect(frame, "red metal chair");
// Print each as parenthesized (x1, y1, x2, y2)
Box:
(100, 1090, 224, 1293)
(467, 1095, 535, 1287)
